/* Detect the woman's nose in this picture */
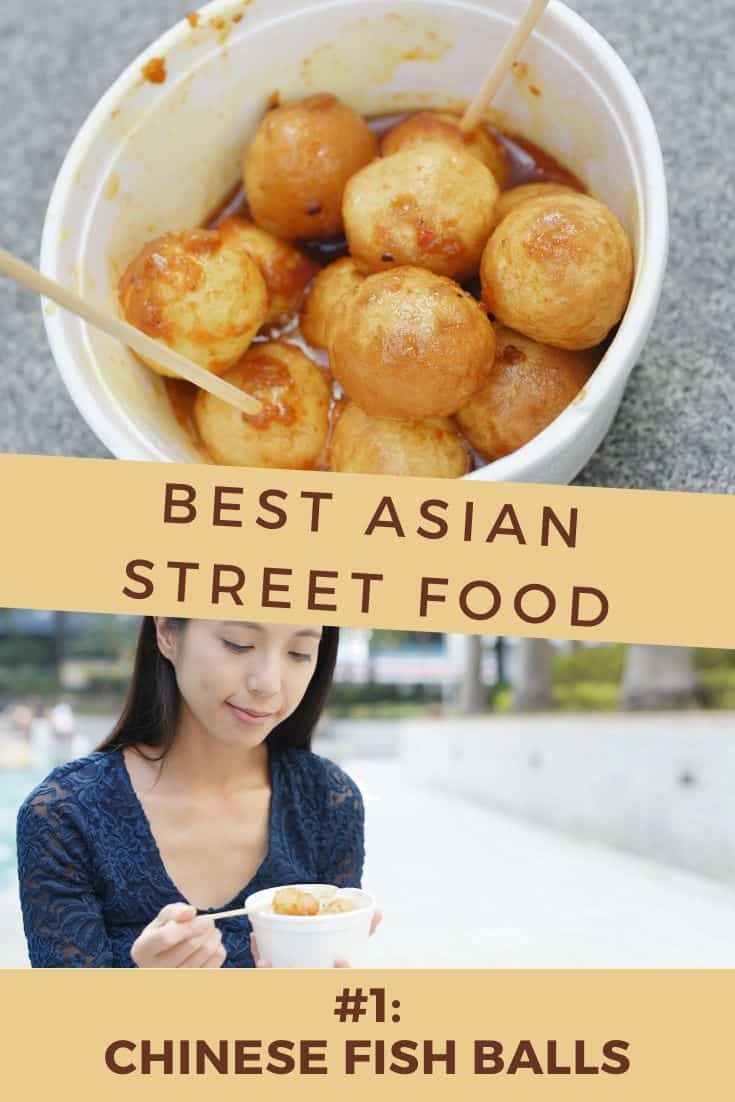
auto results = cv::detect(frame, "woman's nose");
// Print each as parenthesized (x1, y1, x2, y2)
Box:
(246, 655, 281, 697)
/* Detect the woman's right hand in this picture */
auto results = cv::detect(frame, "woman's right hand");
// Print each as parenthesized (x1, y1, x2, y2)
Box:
(131, 902, 226, 968)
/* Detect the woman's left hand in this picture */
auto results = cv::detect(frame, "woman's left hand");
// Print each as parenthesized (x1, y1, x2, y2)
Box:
(251, 910, 382, 968)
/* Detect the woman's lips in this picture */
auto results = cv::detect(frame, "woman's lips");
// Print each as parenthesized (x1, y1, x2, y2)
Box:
(226, 702, 277, 726)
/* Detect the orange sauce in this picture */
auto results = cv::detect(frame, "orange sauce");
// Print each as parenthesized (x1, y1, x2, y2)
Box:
(141, 57, 166, 84)
(495, 129, 584, 191)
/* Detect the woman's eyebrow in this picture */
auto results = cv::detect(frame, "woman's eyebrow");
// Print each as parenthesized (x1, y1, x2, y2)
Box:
(222, 622, 321, 640)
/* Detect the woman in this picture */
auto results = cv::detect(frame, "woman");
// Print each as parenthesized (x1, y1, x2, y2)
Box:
(17, 617, 377, 967)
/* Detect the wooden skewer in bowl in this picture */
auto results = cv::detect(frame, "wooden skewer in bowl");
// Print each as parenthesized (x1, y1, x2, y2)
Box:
(0, 246, 263, 417)
(460, 0, 550, 134)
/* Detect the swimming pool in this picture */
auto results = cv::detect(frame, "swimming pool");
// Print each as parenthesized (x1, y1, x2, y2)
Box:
(0, 770, 43, 892)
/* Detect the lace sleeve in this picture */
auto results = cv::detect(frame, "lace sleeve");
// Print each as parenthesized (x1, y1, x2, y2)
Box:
(16, 776, 114, 967)
(317, 761, 365, 888)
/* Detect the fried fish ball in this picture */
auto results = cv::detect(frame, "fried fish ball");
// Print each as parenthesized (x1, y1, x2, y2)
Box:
(343, 145, 499, 281)
(218, 217, 318, 325)
(481, 193, 634, 350)
(194, 340, 330, 468)
(330, 402, 470, 478)
(381, 110, 508, 187)
(272, 887, 320, 916)
(322, 897, 358, 915)
(328, 267, 495, 419)
(494, 181, 581, 225)
(243, 93, 378, 240)
(300, 258, 365, 349)
(455, 325, 594, 460)
(119, 228, 268, 377)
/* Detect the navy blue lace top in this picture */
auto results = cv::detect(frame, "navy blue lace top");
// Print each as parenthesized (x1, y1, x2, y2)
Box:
(16, 744, 364, 968)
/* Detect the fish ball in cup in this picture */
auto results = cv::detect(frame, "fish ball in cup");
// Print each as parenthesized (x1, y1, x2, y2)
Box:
(322, 898, 359, 915)
(246, 885, 375, 968)
(343, 145, 499, 281)
(272, 887, 321, 916)
(328, 266, 495, 419)
(455, 325, 594, 459)
(118, 228, 268, 377)
(494, 181, 581, 225)
(481, 193, 634, 350)
(243, 93, 378, 240)
(194, 340, 330, 467)
(300, 257, 365, 349)
(381, 110, 508, 187)
(268, 886, 359, 917)
(330, 402, 470, 477)
(328, 267, 493, 420)
(218, 217, 318, 326)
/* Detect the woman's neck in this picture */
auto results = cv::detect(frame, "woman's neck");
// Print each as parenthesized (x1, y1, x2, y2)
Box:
(149, 707, 270, 797)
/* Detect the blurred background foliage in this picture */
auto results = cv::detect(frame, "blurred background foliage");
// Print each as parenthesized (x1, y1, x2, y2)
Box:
(1, 611, 734, 717)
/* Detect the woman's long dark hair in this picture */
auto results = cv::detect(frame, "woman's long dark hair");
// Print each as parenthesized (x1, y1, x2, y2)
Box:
(97, 618, 339, 758)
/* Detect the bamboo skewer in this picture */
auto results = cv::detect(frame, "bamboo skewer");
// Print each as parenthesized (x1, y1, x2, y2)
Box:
(206, 905, 254, 921)
(460, 0, 550, 134)
(0, 246, 263, 416)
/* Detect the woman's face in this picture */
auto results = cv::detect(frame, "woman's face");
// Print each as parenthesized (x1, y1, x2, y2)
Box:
(155, 619, 323, 748)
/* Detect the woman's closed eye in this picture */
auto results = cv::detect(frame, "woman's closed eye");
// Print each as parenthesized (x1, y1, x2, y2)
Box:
(222, 639, 313, 662)
(222, 639, 254, 653)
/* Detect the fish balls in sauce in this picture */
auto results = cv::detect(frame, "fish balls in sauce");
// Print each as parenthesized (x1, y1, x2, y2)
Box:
(481, 192, 633, 350)
(218, 217, 318, 325)
(343, 145, 499, 281)
(300, 257, 365, 349)
(272, 887, 320, 916)
(119, 228, 268, 377)
(455, 325, 594, 459)
(194, 340, 330, 468)
(381, 110, 508, 188)
(330, 402, 470, 478)
(243, 93, 378, 240)
(328, 266, 495, 420)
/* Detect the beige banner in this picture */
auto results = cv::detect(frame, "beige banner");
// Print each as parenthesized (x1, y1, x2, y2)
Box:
(0, 453, 733, 646)
(0, 969, 731, 1098)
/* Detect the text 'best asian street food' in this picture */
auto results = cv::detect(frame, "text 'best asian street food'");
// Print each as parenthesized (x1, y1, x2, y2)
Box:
(118, 93, 634, 478)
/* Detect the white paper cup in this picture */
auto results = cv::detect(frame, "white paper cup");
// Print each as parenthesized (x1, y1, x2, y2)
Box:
(245, 885, 376, 968)
(41, 0, 667, 483)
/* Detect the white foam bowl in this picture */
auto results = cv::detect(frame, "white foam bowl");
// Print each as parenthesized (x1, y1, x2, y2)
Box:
(41, 0, 667, 484)
(245, 884, 376, 968)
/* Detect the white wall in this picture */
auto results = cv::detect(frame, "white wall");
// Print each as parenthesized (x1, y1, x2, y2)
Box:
(398, 713, 735, 882)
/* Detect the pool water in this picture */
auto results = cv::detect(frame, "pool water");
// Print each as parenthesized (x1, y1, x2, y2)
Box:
(0, 770, 43, 892)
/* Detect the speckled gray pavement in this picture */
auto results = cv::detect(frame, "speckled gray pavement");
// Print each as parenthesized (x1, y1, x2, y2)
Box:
(0, 0, 733, 489)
